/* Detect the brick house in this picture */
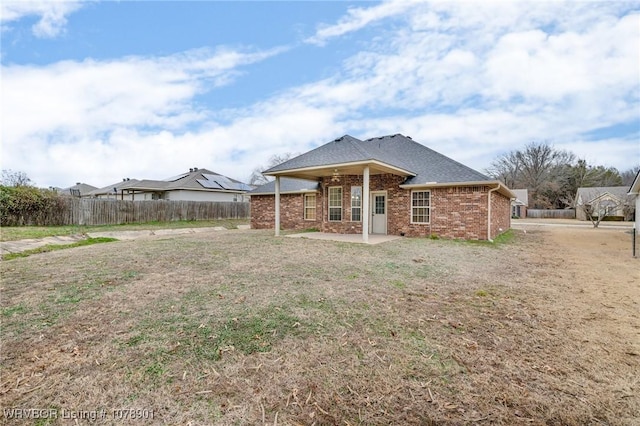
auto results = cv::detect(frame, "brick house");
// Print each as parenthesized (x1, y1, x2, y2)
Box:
(250, 134, 513, 241)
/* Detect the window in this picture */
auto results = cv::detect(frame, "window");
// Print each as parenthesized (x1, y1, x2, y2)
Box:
(304, 194, 316, 220)
(328, 187, 342, 221)
(411, 190, 430, 224)
(351, 186, 362, 221)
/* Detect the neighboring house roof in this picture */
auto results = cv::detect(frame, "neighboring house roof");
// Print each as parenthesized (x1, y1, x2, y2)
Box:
(59, 182, 98, 197)
(511, 189, 529, 206)
(120, 168, 253, 193)
(249, 178, 320, 195)
(264, 134, 491, 185)
(576, 186, 633, 205)
(87, 179, 140, 196)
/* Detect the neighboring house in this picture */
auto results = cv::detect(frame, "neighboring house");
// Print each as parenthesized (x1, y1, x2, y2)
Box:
(628, 171, 640, 234)
(88, 178, 140, 200)
(575, 186, 634, 221)
(250, 134, 513, 241)
(58, 182, 98, 198)
(511, 189, 529, 218)
(87, 168, 252, 202)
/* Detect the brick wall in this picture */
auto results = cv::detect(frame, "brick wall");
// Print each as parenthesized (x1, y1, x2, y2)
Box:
(251, 175, 511, 240)
(394, 186, 488, 239)
(490, 189, 511, 239)
(251, 193, 321, 230)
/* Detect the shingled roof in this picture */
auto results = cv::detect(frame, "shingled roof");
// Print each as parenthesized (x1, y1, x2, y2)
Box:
(576, 186, 634, 205)
(263, 134, 490, 185)
(120, 168, 252, 193)
(249, 178, 320, 195)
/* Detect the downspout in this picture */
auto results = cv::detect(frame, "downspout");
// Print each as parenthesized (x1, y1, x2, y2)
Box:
(275, 176, 280, 236)
(487, 184, 500, 242)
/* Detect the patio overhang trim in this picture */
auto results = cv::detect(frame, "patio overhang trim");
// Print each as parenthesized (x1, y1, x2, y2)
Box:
(263, 160, 415, 180)
(249, 189, 319, 196)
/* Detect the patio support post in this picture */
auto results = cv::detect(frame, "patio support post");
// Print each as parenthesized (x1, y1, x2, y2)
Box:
(275, 176, 281, 236)
(362, 166, 370, 243)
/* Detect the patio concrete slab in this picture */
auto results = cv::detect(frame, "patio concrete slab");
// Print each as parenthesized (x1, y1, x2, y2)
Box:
(285, 232, 402, 245)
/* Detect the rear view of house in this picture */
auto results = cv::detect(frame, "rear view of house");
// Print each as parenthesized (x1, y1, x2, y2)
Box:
(250, 134, 513, 241)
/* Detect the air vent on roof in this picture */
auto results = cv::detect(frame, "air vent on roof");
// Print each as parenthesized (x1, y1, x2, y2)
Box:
(407, 135, 412, 139)
(193, 167, 198, 171)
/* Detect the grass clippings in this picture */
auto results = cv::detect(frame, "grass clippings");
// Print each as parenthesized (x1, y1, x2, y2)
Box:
(0, 226, 638, 425)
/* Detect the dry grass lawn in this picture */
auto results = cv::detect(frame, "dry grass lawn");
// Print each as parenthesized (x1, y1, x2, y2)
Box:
(1, 226, 638, 425)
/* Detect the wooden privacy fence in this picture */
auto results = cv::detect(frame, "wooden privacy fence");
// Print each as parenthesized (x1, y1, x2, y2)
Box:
(7, 199, 250, 226)
(526, 209, 576, 219)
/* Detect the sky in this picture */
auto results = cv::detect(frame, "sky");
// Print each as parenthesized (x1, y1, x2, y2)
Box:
(1, 0, 639, 189)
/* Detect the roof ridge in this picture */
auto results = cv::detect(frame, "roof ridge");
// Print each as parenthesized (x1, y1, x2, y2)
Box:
(347, 136, 374, 159)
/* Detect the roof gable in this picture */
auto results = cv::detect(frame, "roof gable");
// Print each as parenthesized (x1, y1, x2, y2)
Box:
(265, 135, 410, 173)
(510, 189, 529, 206)
(265, 133, 490, 185)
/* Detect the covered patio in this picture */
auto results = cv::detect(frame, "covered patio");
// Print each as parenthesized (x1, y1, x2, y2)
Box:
(285, 232, 402, 245)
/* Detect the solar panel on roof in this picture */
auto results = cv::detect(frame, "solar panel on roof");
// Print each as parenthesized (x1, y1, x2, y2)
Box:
(199, 174, 250, 191)
(196, 179, 224, 189)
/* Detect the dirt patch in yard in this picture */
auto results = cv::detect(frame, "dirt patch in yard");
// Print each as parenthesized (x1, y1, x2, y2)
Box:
(1, 227, 638, 425)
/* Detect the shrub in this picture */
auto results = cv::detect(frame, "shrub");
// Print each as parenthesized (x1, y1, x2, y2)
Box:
(0, 186, 65, 226)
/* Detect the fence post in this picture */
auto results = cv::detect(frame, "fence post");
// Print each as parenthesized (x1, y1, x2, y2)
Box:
(634, 223, 637, 258)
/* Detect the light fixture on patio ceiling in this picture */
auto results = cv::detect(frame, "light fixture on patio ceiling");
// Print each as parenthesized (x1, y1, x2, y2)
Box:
(331, 168, 341, 182)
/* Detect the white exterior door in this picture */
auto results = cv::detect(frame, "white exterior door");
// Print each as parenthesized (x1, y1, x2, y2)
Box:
(371, 192, 387, 234)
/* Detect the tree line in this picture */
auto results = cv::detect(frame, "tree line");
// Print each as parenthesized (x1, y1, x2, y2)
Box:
(486, 142, 638, 209)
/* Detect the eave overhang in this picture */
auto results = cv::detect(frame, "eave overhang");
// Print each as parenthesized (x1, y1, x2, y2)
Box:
(263, 160, 415, 180)
(249, 188, 319, 196)
(400, 180, 516, 199)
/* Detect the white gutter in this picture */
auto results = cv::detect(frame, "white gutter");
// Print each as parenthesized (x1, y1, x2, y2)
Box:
(487, 184, 501, 242)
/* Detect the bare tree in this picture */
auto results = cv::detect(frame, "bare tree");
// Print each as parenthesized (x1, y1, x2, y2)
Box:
(249, 153, 296, 185)
(578, 189, 632, 228)
(485, 151, 521, 188)
(621, 166, 640, 187)
(1, 169, 32, 187)
(487, 142, 575, 208)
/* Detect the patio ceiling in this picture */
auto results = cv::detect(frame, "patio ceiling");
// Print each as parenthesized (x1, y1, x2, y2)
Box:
(263, 160, 415, 180)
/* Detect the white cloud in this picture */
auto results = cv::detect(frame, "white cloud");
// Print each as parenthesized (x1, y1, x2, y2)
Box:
(305, 0, 418, 46)
(294, 1, 639, 172)
(0, 0, 85, 38)
(2, 1, 638, 188)
(1, 46, 291, 186)
(2, 46, 286, 143)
